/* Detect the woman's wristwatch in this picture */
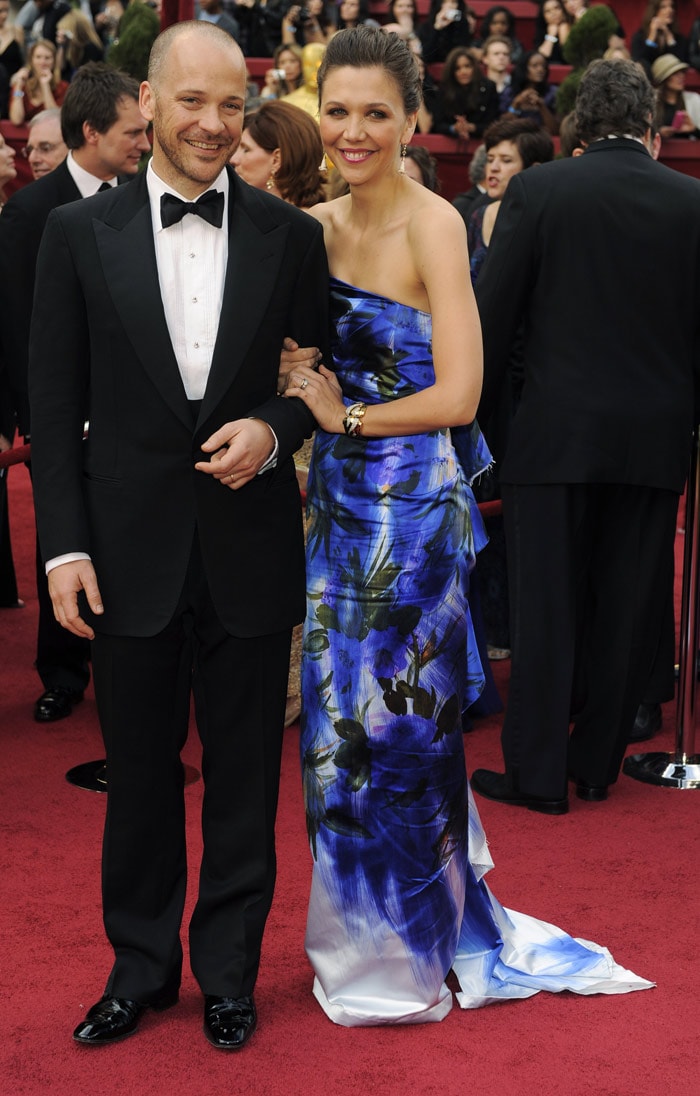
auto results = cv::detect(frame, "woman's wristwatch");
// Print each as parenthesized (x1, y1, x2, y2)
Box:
(342, 402, 367, 436)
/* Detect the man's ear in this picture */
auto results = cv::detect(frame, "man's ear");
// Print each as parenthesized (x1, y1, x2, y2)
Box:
(82, 119, 99, 146)
(140, 80, 155, 124)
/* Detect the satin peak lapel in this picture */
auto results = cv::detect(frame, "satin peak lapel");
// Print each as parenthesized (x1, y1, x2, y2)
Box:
(93, 187, 192, 432)
(200, 196, 289, 423)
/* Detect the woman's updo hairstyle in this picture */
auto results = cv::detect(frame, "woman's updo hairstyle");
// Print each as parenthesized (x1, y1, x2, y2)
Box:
(317, 25, 423, 115)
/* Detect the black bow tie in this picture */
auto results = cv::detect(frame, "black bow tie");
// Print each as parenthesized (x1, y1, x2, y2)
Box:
(160, 190, 225, 229)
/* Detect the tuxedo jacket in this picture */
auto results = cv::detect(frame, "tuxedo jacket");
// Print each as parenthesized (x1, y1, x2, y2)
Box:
(29, 167, 330, 639)
(475, 138, 700, 494)
(0, 158, 80, 436)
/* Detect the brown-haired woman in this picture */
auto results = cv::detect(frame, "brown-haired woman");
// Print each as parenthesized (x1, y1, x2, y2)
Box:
(261, 42, 304, 101)
(431, 45, 499, 138)
(232, 99, 326, 210)
(9, 39, 67, 126)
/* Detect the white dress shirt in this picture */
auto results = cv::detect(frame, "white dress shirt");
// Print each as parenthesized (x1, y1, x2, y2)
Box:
(146, 161, 229, 401)
(66, 152, 117, 198)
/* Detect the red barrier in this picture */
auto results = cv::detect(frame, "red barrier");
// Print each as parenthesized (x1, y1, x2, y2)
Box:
(0, 444, 30, 469)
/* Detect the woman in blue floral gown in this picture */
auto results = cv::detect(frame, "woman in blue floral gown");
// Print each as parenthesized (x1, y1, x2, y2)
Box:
(281, 26, 653, 1026)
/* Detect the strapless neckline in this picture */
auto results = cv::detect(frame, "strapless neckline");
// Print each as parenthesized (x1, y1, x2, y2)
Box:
(330, 276, 431, 319)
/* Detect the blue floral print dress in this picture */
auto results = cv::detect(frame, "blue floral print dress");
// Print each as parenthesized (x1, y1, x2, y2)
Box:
(300, 279, 653, 1026)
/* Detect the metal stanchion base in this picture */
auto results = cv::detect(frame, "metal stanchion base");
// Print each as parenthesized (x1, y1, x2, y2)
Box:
(623, 752, 700, 789)
(65, 759, 201, 793)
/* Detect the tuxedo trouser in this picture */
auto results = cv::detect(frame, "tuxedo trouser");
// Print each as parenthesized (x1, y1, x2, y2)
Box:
(92, 535, 292, 1001)
(0, 471, 19, 606)
(501, 482, 678, 798)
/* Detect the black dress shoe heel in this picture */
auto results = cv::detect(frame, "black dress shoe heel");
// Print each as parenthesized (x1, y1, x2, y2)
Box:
(471, 769, 568, 815)
(73, 992, 178, 1045)
(204, 995, 257, 1050)
(575, 781, 609, 802)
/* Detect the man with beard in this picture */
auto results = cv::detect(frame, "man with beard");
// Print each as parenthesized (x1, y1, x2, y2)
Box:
(29, 22, 328, 1050)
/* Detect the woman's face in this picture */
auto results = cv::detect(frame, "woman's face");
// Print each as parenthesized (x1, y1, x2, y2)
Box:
(308, 0, 324, 15)
(527, 53, 547, 83)
(0, 133, 17, 190)
(319, 65, 416, 186)
(454, 54, 474, 84)
(0, 2, 10, 29)
(563, 0, 585, 16)
(231, 130, 279, 192)
(32, 46, 55, 76)
(667, 70, 685, 92)
(657, 0, 674, 22)
(542, 0, 563, 25)
(278, 48, 301, 83)
(341, 0, 360, 20)
(392, 0, 414, 17)
(488, 11, 510, 35)
(485, 139, 524, 199)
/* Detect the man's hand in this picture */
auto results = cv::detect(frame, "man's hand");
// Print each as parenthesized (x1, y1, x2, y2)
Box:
(48, 561, 104, 640)
(278, 337, 322, 393)
(195, 418, 275, 490)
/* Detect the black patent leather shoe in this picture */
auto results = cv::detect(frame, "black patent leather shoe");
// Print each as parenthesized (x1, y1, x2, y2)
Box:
(203, 995, 257, 1050)
(471, 769, 569, 815)
(628, 702, 662, 743)
(73, 992, 178, 1045)
(34, 687, 83, 723)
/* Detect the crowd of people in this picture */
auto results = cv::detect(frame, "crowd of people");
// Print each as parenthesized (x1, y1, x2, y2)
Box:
(1, 0, 698, 1058)
(4, 2, 700, 140)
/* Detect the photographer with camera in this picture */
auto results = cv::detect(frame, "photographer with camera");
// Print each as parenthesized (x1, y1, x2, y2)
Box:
(282, 0, 335, 47)
(419, 0, 475, 63)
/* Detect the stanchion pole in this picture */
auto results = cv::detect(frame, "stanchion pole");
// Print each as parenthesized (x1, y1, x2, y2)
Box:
(624, 428, 700, 789)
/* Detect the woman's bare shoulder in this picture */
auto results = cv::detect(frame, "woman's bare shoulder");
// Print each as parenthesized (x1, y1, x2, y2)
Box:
(408, 188, 467, 246)
(308, 194, 351, 228)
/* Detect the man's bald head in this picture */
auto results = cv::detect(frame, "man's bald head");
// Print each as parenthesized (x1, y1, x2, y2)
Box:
(147, 20, 245, 89)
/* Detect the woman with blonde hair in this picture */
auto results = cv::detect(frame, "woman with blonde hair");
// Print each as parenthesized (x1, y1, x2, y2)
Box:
(56, 11, 104, 80)
(232, 99, 326, 209)
(9, 39, 67, 125)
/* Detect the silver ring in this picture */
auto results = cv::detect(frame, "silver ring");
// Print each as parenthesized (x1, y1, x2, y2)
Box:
(299, 377, 309, 390)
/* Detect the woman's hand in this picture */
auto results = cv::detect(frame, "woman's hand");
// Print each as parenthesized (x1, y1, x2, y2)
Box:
(10, 67, 28, 89)
(453, 114, 474, 140)
(278, 336, 322, 393)
(512, 89, 542, 111)
(283, 364, 346, 433)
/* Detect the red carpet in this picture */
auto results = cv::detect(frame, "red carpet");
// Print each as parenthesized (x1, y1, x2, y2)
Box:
(1, 460, 699, 1096)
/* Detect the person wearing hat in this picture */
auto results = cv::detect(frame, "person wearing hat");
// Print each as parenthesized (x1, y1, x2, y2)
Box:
(652, 54, 700, 138)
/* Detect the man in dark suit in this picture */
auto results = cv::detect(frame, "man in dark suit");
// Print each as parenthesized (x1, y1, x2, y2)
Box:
(29, 21, 328, 1049)
(471, 59, 700, 814)
(452, 143, 491, 230)
(0, 63, 150, 723)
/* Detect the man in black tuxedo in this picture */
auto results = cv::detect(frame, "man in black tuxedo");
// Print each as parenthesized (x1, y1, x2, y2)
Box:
(0, 63, 150, 723)
(29, 21, 328, 1049)
(471, 60, 700, 814)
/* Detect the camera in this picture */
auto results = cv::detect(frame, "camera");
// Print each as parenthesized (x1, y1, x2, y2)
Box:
(298, 8, 312, 21)
(272, 68, 286, 80)
(446, 9, 462, 20)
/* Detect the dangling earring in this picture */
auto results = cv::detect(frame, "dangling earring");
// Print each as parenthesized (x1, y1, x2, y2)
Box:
(398, 144, 407, 175)
(266, 171, 276, 190)
(319, 152, 329, 173)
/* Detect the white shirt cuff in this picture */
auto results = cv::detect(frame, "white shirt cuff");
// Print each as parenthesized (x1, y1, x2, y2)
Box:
(46, 552, 91, 575)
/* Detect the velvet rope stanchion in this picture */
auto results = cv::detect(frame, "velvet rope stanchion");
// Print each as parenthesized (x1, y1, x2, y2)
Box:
(0, 443, 31, 469)
(624, 428, 700, 790)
